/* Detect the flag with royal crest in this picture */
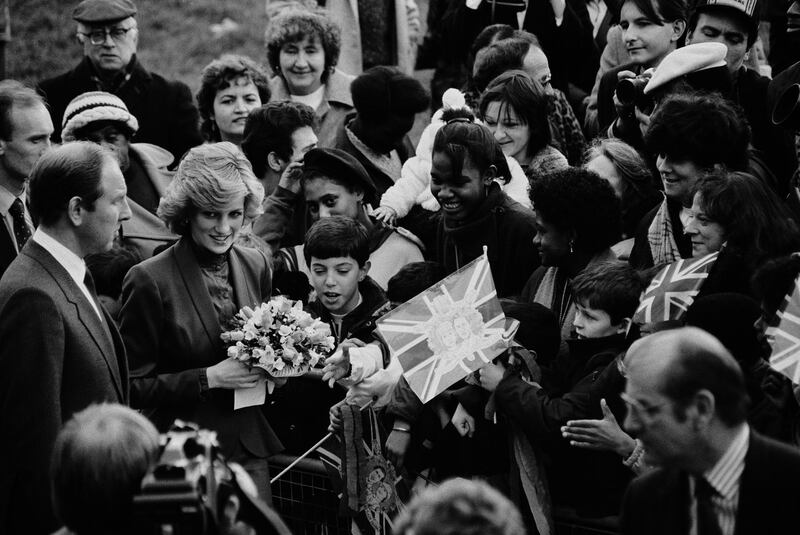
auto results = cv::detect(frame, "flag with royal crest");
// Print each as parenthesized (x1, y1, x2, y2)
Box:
(633, 252, 719, 325)
(766, 275, 800, 383)
(375, 251, 517, 403)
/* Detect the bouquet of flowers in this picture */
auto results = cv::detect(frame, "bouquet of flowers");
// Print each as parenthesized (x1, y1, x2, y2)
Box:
(221, 296, 336, 378)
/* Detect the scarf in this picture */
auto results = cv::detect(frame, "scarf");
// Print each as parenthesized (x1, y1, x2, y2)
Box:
(533, 267, 575, 340)
(647, 197, 681, 266)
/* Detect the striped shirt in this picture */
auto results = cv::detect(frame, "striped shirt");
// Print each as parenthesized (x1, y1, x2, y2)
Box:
(690, 425, 750, 535)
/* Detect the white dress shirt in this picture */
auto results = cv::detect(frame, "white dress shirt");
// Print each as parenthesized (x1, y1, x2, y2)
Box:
(690, 424, 750, 535)
(32, 228, 103, 321)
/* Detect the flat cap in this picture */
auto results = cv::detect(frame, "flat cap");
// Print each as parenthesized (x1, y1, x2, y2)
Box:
(644, 42, 728, 95)
(302, 148, 377, 204)
(73, 0, 137, 24)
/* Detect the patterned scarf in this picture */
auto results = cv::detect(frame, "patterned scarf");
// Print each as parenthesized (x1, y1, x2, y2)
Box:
(647, 197, 681, 266)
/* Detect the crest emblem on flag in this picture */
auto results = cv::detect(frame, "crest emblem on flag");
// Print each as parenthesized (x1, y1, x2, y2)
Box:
(633, 252, 719, 325)
(376, 251, 515, 403)
(766, 276, 800, 383)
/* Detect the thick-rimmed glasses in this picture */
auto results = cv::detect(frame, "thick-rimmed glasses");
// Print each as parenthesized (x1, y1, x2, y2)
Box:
(78, 26, 136, 46)
(620, 392, 667, 423)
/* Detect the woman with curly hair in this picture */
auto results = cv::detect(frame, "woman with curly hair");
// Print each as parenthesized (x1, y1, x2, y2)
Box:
(265, 8, 354, 147)
(196, 54, 271, 146)
(522, 168, 622, 338)
(685, 170, 800, 297)
(118, 142, 282, 502)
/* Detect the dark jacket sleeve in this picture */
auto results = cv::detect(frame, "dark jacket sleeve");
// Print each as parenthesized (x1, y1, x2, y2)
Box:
(386, 375, 425, 424)
(119, 264, 204, 409)
(253, 186, 301, 253)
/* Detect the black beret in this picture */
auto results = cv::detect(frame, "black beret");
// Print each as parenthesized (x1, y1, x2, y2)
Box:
(302, 148, 377, 204)
(73, 0, 137, 24)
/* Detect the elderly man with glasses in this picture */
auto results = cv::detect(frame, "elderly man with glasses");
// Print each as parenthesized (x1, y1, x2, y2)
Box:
(38, 0, 202, 162)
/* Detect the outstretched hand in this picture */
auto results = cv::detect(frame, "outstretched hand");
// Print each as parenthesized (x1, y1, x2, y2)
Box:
(372, 206, 398, 226)
(322, 338, 365, 387)
(561, 398, 636, 457)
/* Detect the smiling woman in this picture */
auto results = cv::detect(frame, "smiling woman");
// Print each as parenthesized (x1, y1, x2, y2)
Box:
(265, 9, 355, 147)
(118, 142, 282, 502)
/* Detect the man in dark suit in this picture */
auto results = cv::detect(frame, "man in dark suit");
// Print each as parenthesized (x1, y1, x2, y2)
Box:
(37, 0, 201, 163)
(0, 80, 53, 278)
(620, 327, 800, 535)
(0, 142, 131, 534)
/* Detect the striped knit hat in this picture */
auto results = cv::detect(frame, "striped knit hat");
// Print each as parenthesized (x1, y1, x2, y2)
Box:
(61, 91, 139, 142)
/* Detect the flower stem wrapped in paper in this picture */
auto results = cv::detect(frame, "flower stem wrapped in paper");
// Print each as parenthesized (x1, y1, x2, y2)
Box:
(221, 296, 336, 408)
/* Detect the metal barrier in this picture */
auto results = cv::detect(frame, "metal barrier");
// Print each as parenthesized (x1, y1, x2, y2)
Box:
(269, 454, 350, 534)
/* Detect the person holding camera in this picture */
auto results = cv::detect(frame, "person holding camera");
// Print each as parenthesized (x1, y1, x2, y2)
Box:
(597, 0, 688, 142)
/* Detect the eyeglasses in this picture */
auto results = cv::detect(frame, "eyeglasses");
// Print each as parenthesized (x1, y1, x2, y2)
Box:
(620, 392, 667, 422)
(78, 26, 136, 46)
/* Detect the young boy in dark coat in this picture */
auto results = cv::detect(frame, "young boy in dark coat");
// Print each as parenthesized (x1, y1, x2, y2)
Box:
(264, 217, 390, 454)
(490, 261, 645, 518)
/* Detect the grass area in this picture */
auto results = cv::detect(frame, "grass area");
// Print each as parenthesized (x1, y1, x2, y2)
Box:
(7, 0, 269, 93)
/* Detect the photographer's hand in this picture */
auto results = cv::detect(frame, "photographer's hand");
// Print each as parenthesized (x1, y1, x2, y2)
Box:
(207, 358, 265, 389)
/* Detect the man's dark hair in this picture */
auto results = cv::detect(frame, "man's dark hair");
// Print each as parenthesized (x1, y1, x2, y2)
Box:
(752, 254, 800, 321)
(29, 142, 109, 227)
(472, 38, 530, 93)
(626, 0, 688, 26)
(303, 216, 370, 268)
(529, 168, 622, 255)
(645, 91, 750, 170)
(241, 101, 317, 178)
(572, 261, 646, 324)
(661, 334, 749, 426)
(350, 66, 429, 122)
(0, 79, 46, 140)
(387, 261, 446, 304)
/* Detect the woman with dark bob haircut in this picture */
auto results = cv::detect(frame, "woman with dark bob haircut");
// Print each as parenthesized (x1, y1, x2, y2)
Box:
(264, 8, 354, 147)
(522, 168, 622, 338)
(196, 54, 271, 146)
(119, 142, 282, 503)
(478, 70, 567, 178)
(685, 170, 800, 297)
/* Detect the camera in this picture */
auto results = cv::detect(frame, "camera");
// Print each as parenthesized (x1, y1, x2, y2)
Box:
(132, 421, 289, 535)
(616, 75, 654, 112)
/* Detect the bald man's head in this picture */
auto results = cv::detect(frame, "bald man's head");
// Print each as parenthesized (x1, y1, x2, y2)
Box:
(626, 327, 748, 426)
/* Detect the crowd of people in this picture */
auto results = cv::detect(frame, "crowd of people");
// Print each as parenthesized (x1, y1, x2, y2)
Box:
(1, 0, 800, 533)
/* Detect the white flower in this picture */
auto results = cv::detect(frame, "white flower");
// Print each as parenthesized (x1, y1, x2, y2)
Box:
(272, 358, 285, 371)
(278, 324, 293, 338)
(227, 345, 240, 358)
(230, 331, 245, 342)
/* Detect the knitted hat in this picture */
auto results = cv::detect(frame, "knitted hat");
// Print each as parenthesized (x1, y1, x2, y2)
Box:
(644, 43, 728, 95)
(62, 91, 139, 142)
(302, 148, 377, 204)
(73, 0, 137, 24)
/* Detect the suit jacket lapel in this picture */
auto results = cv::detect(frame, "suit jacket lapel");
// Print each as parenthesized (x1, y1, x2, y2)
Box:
(173, 238, 222, 355)
(24, 241, 125, 400)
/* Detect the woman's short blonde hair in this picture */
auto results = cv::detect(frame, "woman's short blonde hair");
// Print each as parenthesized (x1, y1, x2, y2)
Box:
(157, 142, 265, 235)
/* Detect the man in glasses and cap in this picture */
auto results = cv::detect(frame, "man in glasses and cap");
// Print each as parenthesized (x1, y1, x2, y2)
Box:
(38, 0, 202, 163)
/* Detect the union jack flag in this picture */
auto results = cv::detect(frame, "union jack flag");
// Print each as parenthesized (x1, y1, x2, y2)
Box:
(766, 276, 800, 383)
(633, 252, 719, 325)
(376, 251, 514, 403)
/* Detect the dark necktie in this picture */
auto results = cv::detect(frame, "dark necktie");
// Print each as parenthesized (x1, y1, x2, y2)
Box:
(8, 198, 31, 250)
(695, 477, 723, 535)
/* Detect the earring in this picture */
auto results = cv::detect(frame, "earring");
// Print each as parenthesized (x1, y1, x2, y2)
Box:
(569, 240, 575, 254)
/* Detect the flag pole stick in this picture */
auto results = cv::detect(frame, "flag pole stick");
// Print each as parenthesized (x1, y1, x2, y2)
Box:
(270, 398, 375, 484)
